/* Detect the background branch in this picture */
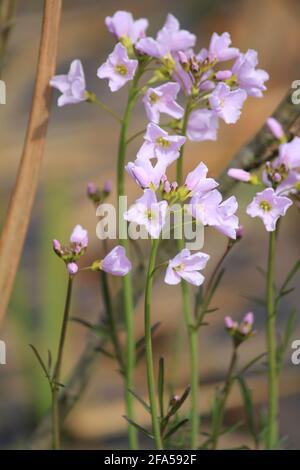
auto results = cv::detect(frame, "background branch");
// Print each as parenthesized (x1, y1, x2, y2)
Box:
(0, 0, 62, 325)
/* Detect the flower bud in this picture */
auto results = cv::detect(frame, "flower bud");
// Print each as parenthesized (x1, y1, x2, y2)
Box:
(67, 262, 78, 275)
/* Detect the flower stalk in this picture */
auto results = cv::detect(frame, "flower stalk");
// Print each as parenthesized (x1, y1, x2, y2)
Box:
(144, 238, 163, 449)
(266, 229, 279, 449)
(51, 275, 73, 450)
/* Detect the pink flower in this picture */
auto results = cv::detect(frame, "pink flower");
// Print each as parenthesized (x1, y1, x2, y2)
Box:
(246, 188, 292, 231)
(225, 312, 254, 337)
(199, 32, 239, 63)
(97, 43, 138, 92)
(278, 136, 300, 170)
(137, 123, 185, 163)
(101, 245, 132, 276)
(105, 11, 148, 44)
(187, 109, 219, 142)
(227, 168, 251, 182)
(189, 189, 239, 239)
(124, 189, 168, 238)
(126, 158, 167, 189)
(232, 49, 269, 98)
(143, 82, 184, 124)
(70, 225, 88, 249)
(266, 117, 284, 140)
(209, 82, 247, 124)
(136, 14, 196, 58)
(164, 248, 210, 286)
(185, 162, 218, 195)
(50, 59, 86, 107)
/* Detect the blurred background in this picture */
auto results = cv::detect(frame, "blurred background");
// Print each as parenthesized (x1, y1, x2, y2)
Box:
(0, 0, 300, 449)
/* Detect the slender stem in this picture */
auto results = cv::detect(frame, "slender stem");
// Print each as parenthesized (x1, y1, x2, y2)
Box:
(176, 101, 192, 184)
(100, 271, 124, 371)
(117, 66, 144, 450)
(87, 93, 122, 123)
(144, 238, 163, 449)
(52, 275, 73, 450)
(181, 279, 199, 449)
(211, 347, 238, 449)
(266, 230, 279, 449)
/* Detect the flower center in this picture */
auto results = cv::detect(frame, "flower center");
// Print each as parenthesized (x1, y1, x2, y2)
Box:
(173, 263, 184, 272)
(156, 136, 170, 148)
(149, 92, 160, 104)
(259, 200, 272, 212)
(115, 64, 128, 76)
(145, 209, 156, 220)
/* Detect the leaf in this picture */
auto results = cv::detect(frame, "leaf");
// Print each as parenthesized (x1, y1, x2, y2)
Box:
(164, 418, 189, 440)
(29, 344, 51, 383)
(238, 352, 267, 375)
(242, 295, 266, 307)
(237, 376, 257, 446)
(158, 357, 165, 419)
(208, 268, 226, 303)
(277, 309, 297, 371)
(70, 317, 110, 338)
(279, 259, 300, 294)
(47, 350, 52, 374)
(204, 307, 219, 314)
(128, 389, 150, 413)
(123, 416, 153, 439)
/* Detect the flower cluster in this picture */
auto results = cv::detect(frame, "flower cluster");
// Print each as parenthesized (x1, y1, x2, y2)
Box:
(50, 10, 268, 146)
(53, 225, 131, 277)
(227, 117, 299, 232)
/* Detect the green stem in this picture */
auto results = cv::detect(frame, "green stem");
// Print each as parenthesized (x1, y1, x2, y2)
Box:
(181, 278, 199, 449)
(100, 271, 124, 371)
(117, 66, 144, 450)
(211, 347, 238, 450)
(175, 100, 199, 449)
(266, 230, 279, 449)
(144, 238, 163, 449)
(52, 276, 73, 450)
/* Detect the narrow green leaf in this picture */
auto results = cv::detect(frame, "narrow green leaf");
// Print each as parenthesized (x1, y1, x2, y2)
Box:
(128, 389, 150, 413)
(123, 416, 153, 439)
(238, 352, 267, 375)
(164, 418, 189, 440)
(237, 376, 257, 445)
(70, 316, 110, 337)
(29, 344, 51, 383)
(280, 259, 300, 294)
(94, 346, 115, 359)
(242, 295, 266, 307)
(158, 357, 165, 419)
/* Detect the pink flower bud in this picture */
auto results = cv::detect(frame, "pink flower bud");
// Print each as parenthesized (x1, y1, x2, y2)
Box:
(227, 168, 251, 182)
(67, 262, 78, 275)
(53, 239, 62, 255)
(243, 312, 254, 326)
(224, 316, 235, 329)
(273, 172, 281, 183)
(103, 180, 112, 193)
(87, 182, 97, 196)
(266, 117, 284, 139)
(236, 225, 244, 239)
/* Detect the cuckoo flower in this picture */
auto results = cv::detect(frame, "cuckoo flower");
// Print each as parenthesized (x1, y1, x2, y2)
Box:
(189, 189, 239, 239)
(50, 59, 86, 107)
(164, 248, 210, 286)
(97, 43, 138, 92)
(232, 49, 269, 98)
(187, 109, 219, 141)
(101, 245, 132, 276)
(136, 13, 196, 58)
(198, 32, 239, 63)
(246, 188, 292, 231)
(209, 82, 247, 124)
(143, 82, 184, 124)
(277, 136, 300, 170)
(70, 224, 89, 250)
(126, 157, 168, 189)
(137, 123, 186, 163)
(225, 312, 255, 343)
(105, 10, 148, 44)
(124, 189, 168, 238)
(185, 162, 218, 196)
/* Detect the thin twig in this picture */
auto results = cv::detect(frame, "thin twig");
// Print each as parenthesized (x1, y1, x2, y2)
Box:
(0, 0, 62, 325)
